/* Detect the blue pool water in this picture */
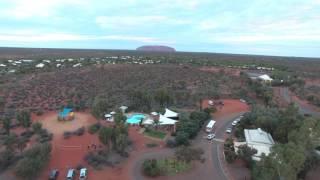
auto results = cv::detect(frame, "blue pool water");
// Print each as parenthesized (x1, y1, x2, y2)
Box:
(126, 114, 145, 124)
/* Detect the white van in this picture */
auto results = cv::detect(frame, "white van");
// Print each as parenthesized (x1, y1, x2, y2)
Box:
(206, 120, 216, 133)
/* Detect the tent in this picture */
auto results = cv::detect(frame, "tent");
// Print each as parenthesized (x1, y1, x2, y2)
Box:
(163, 108, 179, 119)
(58, 108, 74, 120)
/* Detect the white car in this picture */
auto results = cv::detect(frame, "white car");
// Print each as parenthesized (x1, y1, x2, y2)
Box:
(79, 168, 87, 180)
(208, 100, 214, 106)
(207, 134, 215, 140)
(226, 127, 232, 134)
(240, 99, 246, 103)
(231, 120, 238, 126)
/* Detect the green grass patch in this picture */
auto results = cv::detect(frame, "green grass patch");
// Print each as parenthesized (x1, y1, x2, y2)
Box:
(144, 129, 166, 139)
(158, 158, 192, 176)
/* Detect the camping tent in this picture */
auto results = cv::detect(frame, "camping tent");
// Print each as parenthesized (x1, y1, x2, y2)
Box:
(58, 108, 74, 120)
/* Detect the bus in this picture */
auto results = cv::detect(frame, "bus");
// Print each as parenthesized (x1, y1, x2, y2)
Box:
(206, 120, 216, 133)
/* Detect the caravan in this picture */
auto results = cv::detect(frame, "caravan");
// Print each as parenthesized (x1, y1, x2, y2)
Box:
(206, 120, 216, 133)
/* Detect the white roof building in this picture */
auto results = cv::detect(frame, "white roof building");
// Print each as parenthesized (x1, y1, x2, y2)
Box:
(258, 74, 273, 82)
(244, 128, 275, 161)
(143, 114, 177, 125)
(163, 108, 178, 118)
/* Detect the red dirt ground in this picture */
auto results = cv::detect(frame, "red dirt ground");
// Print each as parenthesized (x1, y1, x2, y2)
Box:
(202, 99, 249, 119)
(33, 112, 165, 180)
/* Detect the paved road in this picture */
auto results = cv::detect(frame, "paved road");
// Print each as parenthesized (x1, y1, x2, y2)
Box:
(279, 87, 320, 117)
(211, 112, 247, 180)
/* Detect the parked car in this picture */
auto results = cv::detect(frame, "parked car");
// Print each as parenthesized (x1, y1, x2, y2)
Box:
(231, 120, 238, 126)
(79, 168, 87, 180)
(208, 100, 214, 106)
(226, 127, 232, 134)
(207, 133, 215, 140)
(240, 99, 246, 103)
(66, 169, 75, 180)
(49, 169, 59, 180)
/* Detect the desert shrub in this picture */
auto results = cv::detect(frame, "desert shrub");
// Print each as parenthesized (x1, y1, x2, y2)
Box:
(20, 130, 34, 138)
(88, 123, 101, 134)
(175, 146, 204, 163)
(35, 109, 44, 116)
(32, 122, 42, 134)
(84, 152, 109, 169)
(166, 138, 177, 148)
(73, 127, 85, 136)
(0, 149, 15, 171)
(63, 131, 72, 139)
(36, 129, 53, 143)
(146, 143, 158, 148)
(142, 159, 162, 177)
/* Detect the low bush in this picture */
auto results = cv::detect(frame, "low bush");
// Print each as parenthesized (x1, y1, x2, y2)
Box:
(73, 127, 85, 136)
(88, 123, 101, 134)
(63, 131, 72, 139)
(142, 159, 162, 177)
(84, 152, 109, 169)
(32, 122, 42, 134)
(0, 149, 15, 171)
(20, 130, 34, 138)
(35, 109, 44, 116)
(146, 143, 159, 148)
(166, 138, 177, 148)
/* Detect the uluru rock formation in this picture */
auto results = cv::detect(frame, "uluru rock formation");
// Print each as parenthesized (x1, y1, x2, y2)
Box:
(136, 45, 176, 52)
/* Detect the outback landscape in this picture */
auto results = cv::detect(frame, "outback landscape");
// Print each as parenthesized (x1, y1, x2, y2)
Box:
(0, 47, 320, 180)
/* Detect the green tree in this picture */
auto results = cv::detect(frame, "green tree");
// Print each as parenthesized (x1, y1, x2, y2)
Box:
(224, 138, 237, 163)
(91, 96, 110, 119)
(237, 145, 257, 168)
(31, 122, 42, 134)
(15, 143, 52, 180)
(17, 111, 31, 128)
(98, 127, 113, 150)
(3, 133, 17, 150)
(154, 89, 172, 108)
(114, 134, 128, 154)
(175, 132, 189, 145)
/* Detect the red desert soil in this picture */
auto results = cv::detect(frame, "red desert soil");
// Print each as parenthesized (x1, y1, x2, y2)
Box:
(202, 99, 249, 119)
(33, 112, 165, 180)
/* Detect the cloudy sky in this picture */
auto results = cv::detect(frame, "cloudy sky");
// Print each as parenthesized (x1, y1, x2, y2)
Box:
(0, 0, 319, 57)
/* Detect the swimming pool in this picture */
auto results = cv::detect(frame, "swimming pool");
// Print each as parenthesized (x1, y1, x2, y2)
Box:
(126, 114, 145, 124)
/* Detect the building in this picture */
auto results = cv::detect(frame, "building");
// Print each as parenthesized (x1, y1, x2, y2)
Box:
(163, 108, 179, 119)
(247, 73, 273, 83)
(244, 128, 275, 161)
(258, 74, 273, 83)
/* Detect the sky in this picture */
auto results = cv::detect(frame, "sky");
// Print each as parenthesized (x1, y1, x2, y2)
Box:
(0, 0, 320, 57)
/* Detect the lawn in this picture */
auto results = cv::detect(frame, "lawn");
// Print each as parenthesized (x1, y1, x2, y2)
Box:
(157, 158, 192, 176)
(144, 129, 166, 139)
